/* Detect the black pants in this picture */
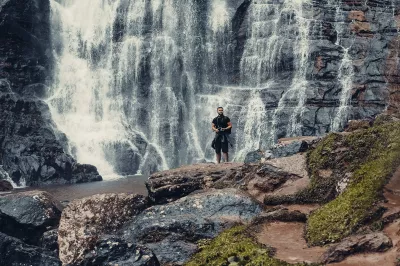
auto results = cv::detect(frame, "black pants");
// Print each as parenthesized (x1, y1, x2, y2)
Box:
(215, 134, 229, 154)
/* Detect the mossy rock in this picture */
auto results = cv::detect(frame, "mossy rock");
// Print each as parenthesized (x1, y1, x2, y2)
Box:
(306, 121, 400, 246)
(185, 226, 318, 266)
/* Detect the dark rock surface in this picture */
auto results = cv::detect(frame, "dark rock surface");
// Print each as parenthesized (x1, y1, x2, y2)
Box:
(0, 179, 13, 191)
(39, 229, 59, 257)
(0, 84, 102, 186)
(0, 232, 61, 266)
(0, 190, 62, 245)
(270, 141, 310, 159)
(322, 233, 393, 263)
(121, 188, 262, 265)
(77, 236, 159, 266)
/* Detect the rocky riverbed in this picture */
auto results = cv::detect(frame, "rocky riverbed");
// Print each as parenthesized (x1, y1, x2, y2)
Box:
(1, 115, 400, 265)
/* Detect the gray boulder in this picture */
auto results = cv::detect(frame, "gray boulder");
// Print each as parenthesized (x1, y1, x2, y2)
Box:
(121, 188, 262, 265)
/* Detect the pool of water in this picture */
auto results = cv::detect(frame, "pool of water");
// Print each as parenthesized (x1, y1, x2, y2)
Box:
(4, 175, 148, 203)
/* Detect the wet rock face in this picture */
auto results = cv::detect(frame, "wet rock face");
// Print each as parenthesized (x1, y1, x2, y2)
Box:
(0, 232, 61, 266)
(0, 190, 62, 245)
(76, 236, 160, 266)
(0, 0, 102, 186)
(0, 89, 102, 186)
(121, 188, 262, 265)
(58, 193, 148, 265)
(0, 0, 52, 94)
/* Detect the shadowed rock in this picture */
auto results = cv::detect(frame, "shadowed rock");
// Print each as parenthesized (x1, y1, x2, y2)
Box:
(0, 190, 62, 245)
(0, 232, 61, 266)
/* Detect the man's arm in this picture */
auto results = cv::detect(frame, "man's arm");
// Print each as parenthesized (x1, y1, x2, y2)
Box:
(212, 123, 219, 132)
(224, 121, 232, 130)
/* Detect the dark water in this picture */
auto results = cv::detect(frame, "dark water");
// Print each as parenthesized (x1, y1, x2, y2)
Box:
(6, 176, 148, 202)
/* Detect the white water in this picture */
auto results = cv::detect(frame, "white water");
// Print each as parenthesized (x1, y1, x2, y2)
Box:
(0, 165, 21, 188)
(48, 0, 230, 176)
(330, 0, 355, 132)
(242, 0, 312, 144)
(48, 0, 364, 175)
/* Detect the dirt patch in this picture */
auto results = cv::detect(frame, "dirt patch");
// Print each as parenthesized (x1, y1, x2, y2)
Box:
(255, 222, 327, 264)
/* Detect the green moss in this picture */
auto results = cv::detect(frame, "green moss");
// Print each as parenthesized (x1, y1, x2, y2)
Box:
(186, 226, 317, 266)
(306, 122, 400, 245)
(307, 133, 339, 175)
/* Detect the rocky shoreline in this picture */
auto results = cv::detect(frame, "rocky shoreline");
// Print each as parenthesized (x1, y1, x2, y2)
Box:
(0, 115, 399, 265)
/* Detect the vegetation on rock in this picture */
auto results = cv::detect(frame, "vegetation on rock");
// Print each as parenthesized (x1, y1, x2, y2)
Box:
(306, 120, 400, 245)
(186, 226, 318, 266)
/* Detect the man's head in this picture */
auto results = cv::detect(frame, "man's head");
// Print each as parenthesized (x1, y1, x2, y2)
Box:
(217, 107, 224, 116)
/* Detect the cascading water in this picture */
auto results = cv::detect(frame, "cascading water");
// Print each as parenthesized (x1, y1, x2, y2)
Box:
(48, 0, 234, 176)
(47, 0, 371, 175)
(329, 0, 355, 132)
(240, 0, 312, 148)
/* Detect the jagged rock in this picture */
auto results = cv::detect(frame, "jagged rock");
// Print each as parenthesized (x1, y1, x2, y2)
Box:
(58, 193, 148, 265)
(0, 180, 13, 191)
(270, 141, 309, 158)
(0, 232, 61, 266)
(39, 229, 59, 257)
(244, 150, 264, 163)
(121, 188, 262, 265)
(76, 235, 159, 266)
(0, 190, 62, 245)
(322, 233, 393, 263)
(252, 208, 307, 224)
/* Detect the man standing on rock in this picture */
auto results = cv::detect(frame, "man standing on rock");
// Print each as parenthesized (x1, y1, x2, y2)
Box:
(212, 107, 232, 163)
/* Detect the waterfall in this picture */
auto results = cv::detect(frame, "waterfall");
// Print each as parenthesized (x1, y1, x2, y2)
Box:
(48, 0, 235, 176)
(241, 0, 312, 145)
(330, 0, 355, 132)
(48, 0, 373, 175)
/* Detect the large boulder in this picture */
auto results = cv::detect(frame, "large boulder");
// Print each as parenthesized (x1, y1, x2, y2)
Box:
(58, 193, 148, 265)
(146, 163, 242, 204)
(76, 235, 159, 266)
(0, 190, 62, 245)
(121, 188, 263, 265)
(322, 233, 393, 263)
(0, 232, 61, 266)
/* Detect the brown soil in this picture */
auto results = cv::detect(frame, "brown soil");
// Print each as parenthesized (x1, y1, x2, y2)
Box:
(255, 222, 327, 264)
